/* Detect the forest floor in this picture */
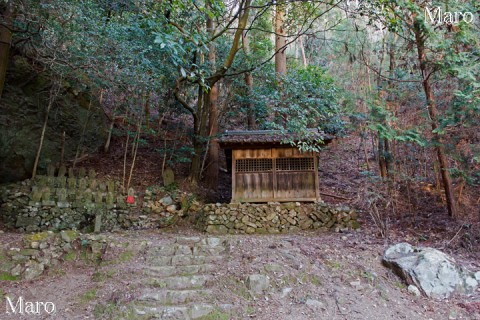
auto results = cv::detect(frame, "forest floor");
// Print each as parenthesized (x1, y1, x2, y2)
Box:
(1, 132, 480, 319)
(1, 224, 480, 319)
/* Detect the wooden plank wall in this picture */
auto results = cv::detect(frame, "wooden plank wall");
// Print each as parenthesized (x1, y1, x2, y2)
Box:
(232, 147, 319, 202)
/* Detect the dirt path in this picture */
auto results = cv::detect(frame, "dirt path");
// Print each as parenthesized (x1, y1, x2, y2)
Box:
(1, 227, 480, 320)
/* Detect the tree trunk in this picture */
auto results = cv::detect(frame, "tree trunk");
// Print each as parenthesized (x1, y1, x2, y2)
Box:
(104, 120, 114, 153)
(376, 35, 388, 179)
(100, 89, 114, 154)
(242, 30, 257, 129)
(299, 36, 307, 67)
(275, 2, 287, 76)
(385, 36, 397, 177)
(205, 84, 219, 187)
(378, 138, 388, 178)
(274, 2, 287, 125)
(413, 24, 457, 218)
(245, 72, 256, 129)
(205, 5, 219, 188)
(188, 86, 207, 185)
(144, 92, 150, 129)
(32, 82, 61, 178)
(0, 4, 12, 99)
(122, 128, 130, 192)
(127, 118, 142, 190)
(176, 0, 251, 184)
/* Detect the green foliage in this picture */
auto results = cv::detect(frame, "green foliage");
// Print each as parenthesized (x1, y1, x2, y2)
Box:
(92, 270, 115, 282)
(11, 0, 175, 99)
(63, 251, 77, 261)
(80, 289, 97, 304)
(350, 0, 480, 188)
(245, 65, 347, 151)
(365, 94, 426, 146)
(117, 250, 134, 263)
(152, 0, 228, 85)
(156, 145, 194, 167)
(0, 272, 18, 281)
(8, 0, 479, 188)
(163, 182, 178, 196)
(93, 302, 116, 319)
(195, 309, 230, 320)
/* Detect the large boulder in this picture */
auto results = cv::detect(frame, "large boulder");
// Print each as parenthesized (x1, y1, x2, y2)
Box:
(383, 243, 479, 298)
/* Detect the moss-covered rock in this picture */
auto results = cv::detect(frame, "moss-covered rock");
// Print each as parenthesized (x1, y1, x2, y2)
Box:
(24, 231, 53, 243)
(60, 230, 80, 243)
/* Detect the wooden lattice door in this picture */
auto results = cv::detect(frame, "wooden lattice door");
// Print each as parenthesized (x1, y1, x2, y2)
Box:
(232, 148, 319, 202)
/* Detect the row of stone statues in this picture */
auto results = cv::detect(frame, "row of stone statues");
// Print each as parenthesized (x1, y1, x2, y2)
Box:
(30, 165, 136, 208)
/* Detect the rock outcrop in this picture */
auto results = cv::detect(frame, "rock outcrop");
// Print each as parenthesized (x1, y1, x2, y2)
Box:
(0, 56, 107, 182)
(383, 242, 480, 298)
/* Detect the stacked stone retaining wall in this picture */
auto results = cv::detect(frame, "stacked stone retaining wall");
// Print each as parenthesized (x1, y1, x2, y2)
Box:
(0, 230, 111, 280)
(0, 166, 180, 232)
(198, 202, 359, 234)
(1, 166, 359, 235)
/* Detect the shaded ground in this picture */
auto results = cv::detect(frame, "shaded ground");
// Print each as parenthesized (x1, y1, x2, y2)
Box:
(1, 224, 480, 319)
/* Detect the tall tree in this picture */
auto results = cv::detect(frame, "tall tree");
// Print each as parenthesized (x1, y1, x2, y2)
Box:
(172, 0, 251, 184)
(242, 30, 257, 129)
(274, 1, 287, 76)
(412, 19, 457, 217)
(357, 0, 480, 217)
(205, 0, 220, 187)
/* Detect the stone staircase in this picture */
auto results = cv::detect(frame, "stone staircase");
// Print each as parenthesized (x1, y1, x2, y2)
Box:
(133, 236, 228, 319)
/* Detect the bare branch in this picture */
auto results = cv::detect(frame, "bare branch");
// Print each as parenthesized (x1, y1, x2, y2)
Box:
(173, 77, 198, 122)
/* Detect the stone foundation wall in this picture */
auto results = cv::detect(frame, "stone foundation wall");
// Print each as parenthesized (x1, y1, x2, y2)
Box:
(1, 166, 359, 235)
(198, 202, 359, 234)
(0, 166, 181, 232)
(0, 230, 109, 280)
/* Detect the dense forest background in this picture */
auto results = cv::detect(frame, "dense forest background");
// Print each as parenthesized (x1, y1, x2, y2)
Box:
(0, 0, 479, 232)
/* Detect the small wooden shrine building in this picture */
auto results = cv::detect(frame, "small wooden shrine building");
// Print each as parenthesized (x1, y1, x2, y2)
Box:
(219, 130, 333, 203)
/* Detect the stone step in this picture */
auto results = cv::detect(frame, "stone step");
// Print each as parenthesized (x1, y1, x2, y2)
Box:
(145, 265, 177, 277)
(134, 305, 189, 319)
(192, 244, 226, 256)
(147, 254, 223, 267)
(147, 255, 173, 265)
(148, 245, 176, 256)
(147, 244, 225, 257)
(145, 264, 217, 277)
(164, 275, 212, 290)
(175, 237, 202, 245)
(199, 237, 224, 247)
(148, 244, 194, 257)
(170, 254, 223, 266)
(146, 238, 226, 256)
(134, 303, 214, 320)
(139, 289, 212, 304)
(190, 303, 215, 319)
(175, 244, 194, 255)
